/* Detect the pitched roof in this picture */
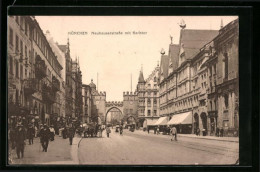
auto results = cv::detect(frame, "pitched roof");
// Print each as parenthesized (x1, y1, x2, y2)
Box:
(138, 71, 145, 83)
(58, 45, 67, 53)
(168, 44, 179, 72)
(160, 55, 169, 79)
(180, 29, 219, 60)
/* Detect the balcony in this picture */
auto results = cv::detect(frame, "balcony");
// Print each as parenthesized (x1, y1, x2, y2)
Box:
(52, 77, 60, 92)
(24, 78, 37, 95)
(42, 83, 55, 104)
(35, 57, 47, 80)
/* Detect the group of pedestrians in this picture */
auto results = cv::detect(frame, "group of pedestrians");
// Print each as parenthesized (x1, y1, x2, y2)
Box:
(8, 123, 76, 159)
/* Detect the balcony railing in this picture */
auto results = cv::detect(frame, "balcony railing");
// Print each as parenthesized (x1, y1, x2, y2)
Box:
(52, 77, 60, 92)
(42, 83, 55, 104)
(24, 78, 37, 95)
(35, 59, 47, 80)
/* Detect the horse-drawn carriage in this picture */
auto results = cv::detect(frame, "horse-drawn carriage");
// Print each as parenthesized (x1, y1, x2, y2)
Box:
(79, 123, 104, 138)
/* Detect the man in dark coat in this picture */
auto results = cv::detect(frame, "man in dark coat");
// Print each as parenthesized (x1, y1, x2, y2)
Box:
(15, 124, 26, 159)
(39, 124, 50, 152)
(68, 127, 75, 145)
(27, 124, 35, 145)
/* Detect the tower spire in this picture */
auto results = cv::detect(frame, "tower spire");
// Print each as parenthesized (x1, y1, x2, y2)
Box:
(220, 19, 224, 29)
(138, 64, 145, 83)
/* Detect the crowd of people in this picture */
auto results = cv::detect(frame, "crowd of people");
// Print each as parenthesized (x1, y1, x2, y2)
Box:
(8, 122, 76, 159)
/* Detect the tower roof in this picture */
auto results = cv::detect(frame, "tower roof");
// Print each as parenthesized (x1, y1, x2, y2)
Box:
(138, 70, 145, 83)
(179, 29, 219, 60)
(168, 44, 180, 72)
(89, 79, 96, 89)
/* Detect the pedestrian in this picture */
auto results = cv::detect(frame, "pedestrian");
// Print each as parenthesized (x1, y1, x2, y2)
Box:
(39, 124, 50, 152)
(197, 128, 200, 136)
(34, 125, 38, 138)
(15, 124, 26, 159)
(119, 125, 123, 135)
(106, 126, 111, 138)
(68, 126, 75, 145)
(157, 126, 160, 135)
(220, 128, 224, 137)
(27, 124, 35, 145)
(9, 127, 16, 149)
(170, 126, 177, 141)
(154, 127, 156, 134)
(216, 127, 219, 137)
(49, 125, 55, 141)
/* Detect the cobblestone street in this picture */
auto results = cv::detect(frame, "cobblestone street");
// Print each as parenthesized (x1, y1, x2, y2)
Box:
(78, 130, 239, 165)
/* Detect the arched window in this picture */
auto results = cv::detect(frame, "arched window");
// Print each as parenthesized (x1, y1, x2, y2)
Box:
(224, 94, 229, 108)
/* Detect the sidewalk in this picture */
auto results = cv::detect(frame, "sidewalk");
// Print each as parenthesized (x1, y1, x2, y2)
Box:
(9, 135, 82, 165)
(133, 129, 239, 143)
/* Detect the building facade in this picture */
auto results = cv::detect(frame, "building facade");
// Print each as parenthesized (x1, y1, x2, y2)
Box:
(89, 80, 106, 122)
(157, 19, 238, 136)
(72, 58, 83, 121)
(82, 84, 92, 123)
(8, 16, 64, 127)
(123, 91, 138, 124)
(211, 19, 239, 136)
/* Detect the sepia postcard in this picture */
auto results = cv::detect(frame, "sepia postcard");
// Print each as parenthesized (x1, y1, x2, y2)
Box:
(7, 15, 239, 165)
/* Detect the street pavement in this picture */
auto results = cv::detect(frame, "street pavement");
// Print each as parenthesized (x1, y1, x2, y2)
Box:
(78, 129, 239, 165)
(9, 135, 81, 165)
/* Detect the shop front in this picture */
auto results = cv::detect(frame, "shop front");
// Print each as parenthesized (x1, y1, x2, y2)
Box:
(167, 111, 192, 134)
(154, 116, 169, 133)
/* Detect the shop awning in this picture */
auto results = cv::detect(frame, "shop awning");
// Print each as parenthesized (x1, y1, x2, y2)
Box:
(154, 116, 168, 126)
(143, 119, 158, 127)
(167, 111, 192, 125)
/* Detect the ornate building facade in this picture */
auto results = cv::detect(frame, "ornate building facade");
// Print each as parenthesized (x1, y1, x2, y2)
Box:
(157, 19, 238, 136)
(8, 16, 64, 127)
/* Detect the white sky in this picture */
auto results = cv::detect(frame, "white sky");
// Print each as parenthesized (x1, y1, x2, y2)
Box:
(35, 16, 238, 101)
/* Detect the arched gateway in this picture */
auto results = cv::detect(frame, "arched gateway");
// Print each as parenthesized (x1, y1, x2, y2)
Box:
(105, 101, 124, 124)
(104, 101, 138, 126)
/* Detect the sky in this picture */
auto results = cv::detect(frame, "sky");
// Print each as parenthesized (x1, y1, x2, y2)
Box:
(35, 16, 238, 101)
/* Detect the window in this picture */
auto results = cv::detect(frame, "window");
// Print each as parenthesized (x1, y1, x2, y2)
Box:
(15, 60, 19, 78)
(224, 94, 229, 108)
(224, 52, 229, 79)
(15, 35, 19, 52)
(154, 99, 157, 104)
(20, 65, 23, 79)
(154, 92, 157, 96)
(153, 110, 157, 115)
(20, 40, 23, 57)
(9, 28, 13, 46)
(148, 110, 151, 116)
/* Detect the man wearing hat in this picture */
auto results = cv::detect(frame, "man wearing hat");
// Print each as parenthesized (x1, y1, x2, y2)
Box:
(39, 124, 50, 152)
(27, 124, 35, 145)
(15, 124, 26, 159)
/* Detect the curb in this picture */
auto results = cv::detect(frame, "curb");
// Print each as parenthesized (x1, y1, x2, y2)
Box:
(135, 130, 238, 143)
(178, 135, 239, 143)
